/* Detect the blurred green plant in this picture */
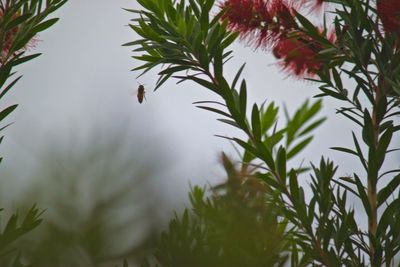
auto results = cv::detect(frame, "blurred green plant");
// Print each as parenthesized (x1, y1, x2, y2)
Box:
(142, 153, 287, 267)
(128, 0, 400, 266)
(0, 0, 66, 265)
(0, 127, 170, 267)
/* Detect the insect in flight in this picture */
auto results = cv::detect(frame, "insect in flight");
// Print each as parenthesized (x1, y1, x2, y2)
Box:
(137, 83, 146, 104)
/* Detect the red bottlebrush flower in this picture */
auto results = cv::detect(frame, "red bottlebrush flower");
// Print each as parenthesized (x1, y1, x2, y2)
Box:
(220, 0, 274, 46)
(1, 10, 18, 63)
(220, 0, 333, 77)
(220, 0, 256, 32)
(268, 0, 298, 30)
(0, 9, 37, 64)
(273, 36, 322, 76)
(377, 0, 400, 34)
(220, 0, 301, 48)
(272, 30, 335, 77)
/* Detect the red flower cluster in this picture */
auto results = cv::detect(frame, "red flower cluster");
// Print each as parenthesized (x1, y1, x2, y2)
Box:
(377, 0, 400, 34)
(273, 31, 335, 76)
(273, 35, 322, 76)
(220, 0, 273, 47)
(0, 9, 36, 64)
(0, 10, 17, 63)
(220, 0, 332, 77)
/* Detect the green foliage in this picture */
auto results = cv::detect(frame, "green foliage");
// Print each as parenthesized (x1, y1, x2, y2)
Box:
(129, 0, 400, 266)
(142, 154, 287, 267)
(0, 0, 66, 156)
(11, 129, 164, 267)
(0, 206, 42, 267)
(124, 0, 238, 91)
(0, 0, 67, 265)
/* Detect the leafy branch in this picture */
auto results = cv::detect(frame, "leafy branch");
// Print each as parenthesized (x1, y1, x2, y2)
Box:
(128, 0, 400, 266)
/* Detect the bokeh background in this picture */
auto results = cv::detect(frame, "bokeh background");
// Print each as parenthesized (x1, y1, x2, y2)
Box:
(0, 0, 398, 266)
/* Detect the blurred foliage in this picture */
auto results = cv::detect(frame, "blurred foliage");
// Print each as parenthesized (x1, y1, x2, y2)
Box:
(0, 0, 66, 265)
(0, 0, 66, 152)
(0, 127, 171, 267)
(0, 206, 42, 267)
(142, 153, 287, 267)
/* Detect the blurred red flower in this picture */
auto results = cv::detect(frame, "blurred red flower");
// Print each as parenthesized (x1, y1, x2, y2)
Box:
(268, 0, 298, 30)
(377, 0, 400, 34)
(272, 30, 335, 77)
(220, 0, 274, 47)
(272, 35, 322, 76)
(1, 11, 16, 63)
(0, 9, 37, 64)
(220, 0, 332, 77)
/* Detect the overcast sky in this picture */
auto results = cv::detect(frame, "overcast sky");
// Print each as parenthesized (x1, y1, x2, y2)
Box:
(0, 0, 398, 219)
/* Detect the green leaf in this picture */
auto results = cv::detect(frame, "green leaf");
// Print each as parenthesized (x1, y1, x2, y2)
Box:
(0, 105, 18, 122)
(261, 103, 278, 133)
(294, 11, 318, 35)
(233, 138, 259, 158)
(221, 31, 239, 48)
(378, 174, 400, 207)
(353, 174, 371, 217)
(289, 171, 299, 201)
(32, 18, 59, 33)
(330, 146, 358, 156)
(298, 118, 326, 137)
(376, 126, 393, 170)
(256, 172, 283, 191)
(5, 14, 32, 31)
(199, 7, 209, 36)
(352, 132, 368, 171)
(182, 76, 217, 93)
(213, 48, 223, 80)
(197, 45, 209, 70)
(336, 108, 363, 127)
(377, 198, 400, 237)
(122, 39, 145, 46)
(333, 178, 359, 198)
(11, 53, 41, 67)
(154, 73, 172, 91)
(287, 136, 313, 159)
(196, 105, 231, 118)
(0, 65, 12, 88)
(276, 146, 287, 181)
(331, 68, 343, 91)
(251, 104, 261, 141)
(362, 109, 373, 146)
(232, 63, 246, 89)
(245, 138, 275, 170)
(238, 80, 247, 117)
(0, 76, 22, 100)
(158, 65, 189, 75)
(316, 87, 348, 101)
(217, 119, 240, 129)
(207, 24, 223, 56)
(188, 0, 200, 18)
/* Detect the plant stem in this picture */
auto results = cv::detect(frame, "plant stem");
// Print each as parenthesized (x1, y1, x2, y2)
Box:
(367, 172, 377, 264)
(368, 83, 382, 265)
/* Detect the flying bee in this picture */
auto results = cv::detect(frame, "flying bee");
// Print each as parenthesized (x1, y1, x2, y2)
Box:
(137, 83, 146, 104)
